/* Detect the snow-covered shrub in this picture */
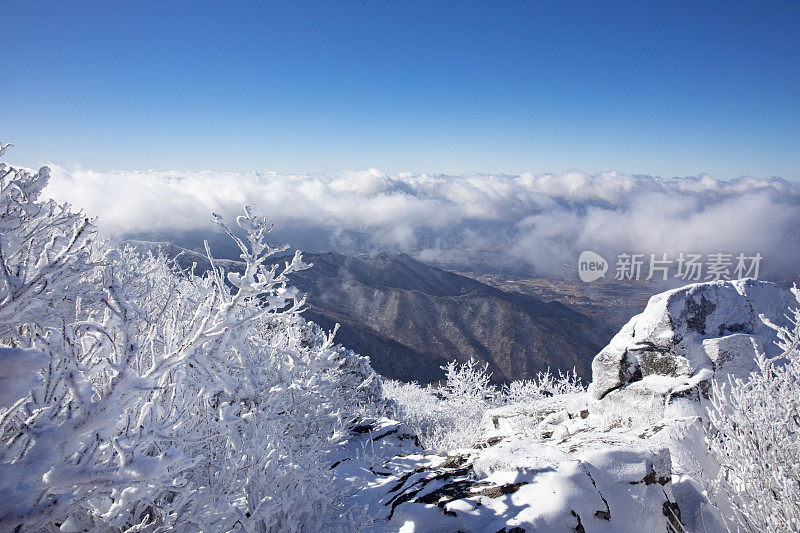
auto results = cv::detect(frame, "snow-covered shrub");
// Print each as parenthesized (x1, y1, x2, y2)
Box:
(385, 360, 584, 453)
(382, 379, 446, 451)
(704, 285, 800, 532)
(0, 147, 378, 531)
(427, 360, 501, 451)
(440, 359, 498, 404)
(500, 368, 583, 403)
(383, 360, 498, 452)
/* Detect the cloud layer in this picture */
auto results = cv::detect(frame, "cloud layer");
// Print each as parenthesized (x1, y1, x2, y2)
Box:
(43, 166, 800, 279)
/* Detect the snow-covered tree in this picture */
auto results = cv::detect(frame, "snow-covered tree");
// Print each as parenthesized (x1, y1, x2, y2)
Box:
(704, 285, 800, 532)
(0, 142, 97, 339)
(0, 146, 378, 531)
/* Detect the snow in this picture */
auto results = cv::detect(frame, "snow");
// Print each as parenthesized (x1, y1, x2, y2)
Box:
(2, 146, 796, 532)
(325, 279, 792, 532)
(0, 347, 47, 407)
(332, 409, 680, 532)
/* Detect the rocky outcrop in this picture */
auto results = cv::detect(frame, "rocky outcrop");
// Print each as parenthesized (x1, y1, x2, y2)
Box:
(325, 280, 792, 532)
(333, 409, 682, 532)
(588, 279, 790, 401)
(578, 279, 792, 531)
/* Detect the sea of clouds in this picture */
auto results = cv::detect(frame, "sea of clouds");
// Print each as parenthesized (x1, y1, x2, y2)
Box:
(43, 166, 800, 279)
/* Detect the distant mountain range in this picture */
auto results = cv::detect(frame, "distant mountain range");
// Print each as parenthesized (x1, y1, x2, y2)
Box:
(125, 240, 605, 384)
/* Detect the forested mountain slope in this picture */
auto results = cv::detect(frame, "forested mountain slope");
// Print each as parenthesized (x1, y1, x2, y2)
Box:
(126, 241, 604, 383)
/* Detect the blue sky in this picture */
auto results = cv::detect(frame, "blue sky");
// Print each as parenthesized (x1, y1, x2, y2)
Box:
(2, 1, 799, 178)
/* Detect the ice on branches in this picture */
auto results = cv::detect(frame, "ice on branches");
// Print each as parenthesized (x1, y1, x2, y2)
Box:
(704, 285, 800, 532)
(0, 146, 378, 531)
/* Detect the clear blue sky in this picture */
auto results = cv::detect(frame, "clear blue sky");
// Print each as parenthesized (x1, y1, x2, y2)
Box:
(2, 1, 799, 178)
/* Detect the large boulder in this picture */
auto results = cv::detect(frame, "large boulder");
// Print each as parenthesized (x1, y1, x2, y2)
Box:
(588, 279, 790, 401)
(584, 279, 793, 531)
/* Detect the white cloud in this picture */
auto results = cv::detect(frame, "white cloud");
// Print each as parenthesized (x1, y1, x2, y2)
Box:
(43, 165, 800, 278)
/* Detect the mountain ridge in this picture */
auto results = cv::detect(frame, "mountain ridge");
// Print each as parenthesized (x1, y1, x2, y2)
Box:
(124, 240, 604, 383)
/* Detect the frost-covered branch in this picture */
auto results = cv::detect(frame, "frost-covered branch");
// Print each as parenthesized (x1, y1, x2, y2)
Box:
(0, 147, 378, 531)
(704, 285, 800, 532)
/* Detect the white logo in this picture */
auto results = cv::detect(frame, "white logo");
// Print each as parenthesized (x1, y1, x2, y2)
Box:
(578, 250, 608, 282)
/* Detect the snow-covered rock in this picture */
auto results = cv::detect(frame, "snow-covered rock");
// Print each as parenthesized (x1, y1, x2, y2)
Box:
(581, 279, 792, 531)
(348, 394, 683, 532)
(338, 279, 792, 532)
(479, 393, 588, 441)
(382, 438, 679, 532)
(588, 279, 789, 401)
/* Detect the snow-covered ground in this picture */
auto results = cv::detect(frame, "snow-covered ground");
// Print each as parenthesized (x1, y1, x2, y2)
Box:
(327, 279, 791, 532)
